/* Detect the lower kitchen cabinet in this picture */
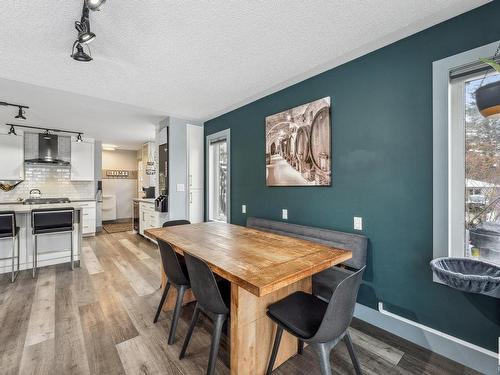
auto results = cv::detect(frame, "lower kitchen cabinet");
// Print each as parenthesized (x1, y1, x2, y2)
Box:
(138, 201, 168, 242)
(79, 201, 96, 236)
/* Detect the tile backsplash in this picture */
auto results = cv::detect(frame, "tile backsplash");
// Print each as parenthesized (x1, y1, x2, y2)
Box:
(0, 164, 95, 202)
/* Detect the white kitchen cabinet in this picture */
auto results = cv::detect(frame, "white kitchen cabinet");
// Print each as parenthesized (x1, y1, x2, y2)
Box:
(138, 201, 168, 241)
(188, 189, 204, 224)
(187, 125, 204, 223)
(78, 201, 96, 236)
(0, 134, 24, 180)
(71, 141, 95, 181)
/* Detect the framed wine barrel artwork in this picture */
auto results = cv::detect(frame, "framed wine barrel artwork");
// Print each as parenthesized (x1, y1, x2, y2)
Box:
(265, 97, 331, 186)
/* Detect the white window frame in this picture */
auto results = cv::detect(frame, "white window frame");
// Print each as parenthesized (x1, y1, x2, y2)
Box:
(432, 41, 499, 266)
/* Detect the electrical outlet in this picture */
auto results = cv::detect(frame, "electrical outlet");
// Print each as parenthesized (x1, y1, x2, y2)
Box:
(354, 217, 363, 231)
(242, 204, 247, 214)
(282, 209, 288, 220)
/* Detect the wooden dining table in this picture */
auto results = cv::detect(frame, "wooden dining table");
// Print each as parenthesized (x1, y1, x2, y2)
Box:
(145, 222, 352, 375)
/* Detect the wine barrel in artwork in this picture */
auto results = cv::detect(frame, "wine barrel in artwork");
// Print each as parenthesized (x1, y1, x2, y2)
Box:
(309, 106, 331, 183)
(294, 126, 311, 173)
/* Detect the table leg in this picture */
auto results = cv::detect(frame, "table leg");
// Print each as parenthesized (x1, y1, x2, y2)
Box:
(230, 277, 312, 375)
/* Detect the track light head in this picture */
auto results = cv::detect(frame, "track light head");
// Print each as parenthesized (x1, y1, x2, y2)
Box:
(43, 129, 51, 140)
(75, 20, 95, 44)
(8, 125, 16, 136)
(14, 106, 26, 120)
(71, 42, 93, 62)
(86, 0, 106, 11)
(76, 133, 83, 142)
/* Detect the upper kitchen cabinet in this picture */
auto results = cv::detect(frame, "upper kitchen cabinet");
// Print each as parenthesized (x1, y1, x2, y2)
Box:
(0, 134, 24, 180)
(71, 140, 94, 181)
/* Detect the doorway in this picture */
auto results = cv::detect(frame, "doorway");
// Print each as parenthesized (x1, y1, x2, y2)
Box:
(206, 129, 230, 223)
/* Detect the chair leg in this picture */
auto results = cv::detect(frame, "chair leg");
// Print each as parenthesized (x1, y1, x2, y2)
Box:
(266, 326, 283, 375)
(344, 332, 363, 375)
(179, 304, 201, 359)
(70, 231, 74, 271)
(154, 282, 170, 323)
(207, 314, 225, 375)
(298, 339, 304, 355)
(11, 237, 16, 283)
(168, 285, 186, 345)
(313, 343, 332, 375)
(32, 235, 37, 279)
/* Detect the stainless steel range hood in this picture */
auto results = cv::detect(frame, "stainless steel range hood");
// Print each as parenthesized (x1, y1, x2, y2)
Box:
(24, 133, 71, 165)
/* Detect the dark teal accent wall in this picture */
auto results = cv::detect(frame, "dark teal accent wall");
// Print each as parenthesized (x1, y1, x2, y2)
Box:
(205, 2, 500, 351)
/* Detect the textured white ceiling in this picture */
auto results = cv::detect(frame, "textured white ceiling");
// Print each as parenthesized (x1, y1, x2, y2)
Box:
(0, 0, 490, 123)
(0, 78, 163, 150)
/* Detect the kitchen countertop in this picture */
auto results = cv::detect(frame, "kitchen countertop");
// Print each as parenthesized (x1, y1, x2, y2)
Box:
(0, 198, 96, 205)
(0, 202, 89, 213)
(133, 198, 155, 203)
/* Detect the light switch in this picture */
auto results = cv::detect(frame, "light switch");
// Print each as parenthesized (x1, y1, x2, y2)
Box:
(177, 184, 185, 192)
(242, 204, 247, 214)
(354, 217, 363, 231)
(282, 209, 288, 220)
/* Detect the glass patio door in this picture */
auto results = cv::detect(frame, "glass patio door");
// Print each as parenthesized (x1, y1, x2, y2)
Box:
(207, 130, 230, 222)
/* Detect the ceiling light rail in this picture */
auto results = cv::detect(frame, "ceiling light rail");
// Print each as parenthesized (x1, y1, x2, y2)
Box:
(4, 123, 84, 141)
(0, 101, 29, 120)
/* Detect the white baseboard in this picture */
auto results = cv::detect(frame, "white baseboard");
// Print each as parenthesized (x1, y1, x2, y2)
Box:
(354, 303, 498, 375)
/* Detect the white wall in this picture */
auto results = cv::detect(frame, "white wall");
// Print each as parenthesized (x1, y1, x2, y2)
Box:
(102, 149, 138, 220)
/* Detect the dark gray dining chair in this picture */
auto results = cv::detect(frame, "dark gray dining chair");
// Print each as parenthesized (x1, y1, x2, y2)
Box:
(266, 266, 366, 375)
(154, 237, 191, 345)
(179, 252, 230, 375)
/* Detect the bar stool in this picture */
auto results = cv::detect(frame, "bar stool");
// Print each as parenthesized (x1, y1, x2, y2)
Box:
(31, 208, 75, 278)
(0, 211, 20, 282)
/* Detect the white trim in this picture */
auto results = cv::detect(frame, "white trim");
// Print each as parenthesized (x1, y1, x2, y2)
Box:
(205, 129, 231, 223)
(354, 302, 499, 375)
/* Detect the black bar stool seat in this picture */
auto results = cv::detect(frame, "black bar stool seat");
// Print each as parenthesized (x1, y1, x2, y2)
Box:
(32, 208, 75, 278)
(0, 211, 20, 283)
(0, 227, 19, 238)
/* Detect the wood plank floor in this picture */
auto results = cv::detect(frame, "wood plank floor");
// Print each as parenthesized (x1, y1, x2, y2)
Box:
(0, 231, 481, 375)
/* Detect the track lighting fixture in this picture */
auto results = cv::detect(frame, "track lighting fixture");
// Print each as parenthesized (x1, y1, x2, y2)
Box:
(3, 124, 85, 139)
(0, 101, 29, 119)
(15, 106, 26, 120)
(71, 0, 105, 62)
(71, 41, 93, 62)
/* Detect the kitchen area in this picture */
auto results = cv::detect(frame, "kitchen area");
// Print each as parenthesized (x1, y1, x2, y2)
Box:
(0, 126, 98, 276)
(0, 117, 204, 278)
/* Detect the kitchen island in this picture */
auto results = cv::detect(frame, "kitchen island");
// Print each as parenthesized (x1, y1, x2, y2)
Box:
(0, 202, 87, 275)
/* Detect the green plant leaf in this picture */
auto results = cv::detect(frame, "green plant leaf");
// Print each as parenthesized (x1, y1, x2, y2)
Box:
(479, 58, 500, 73)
